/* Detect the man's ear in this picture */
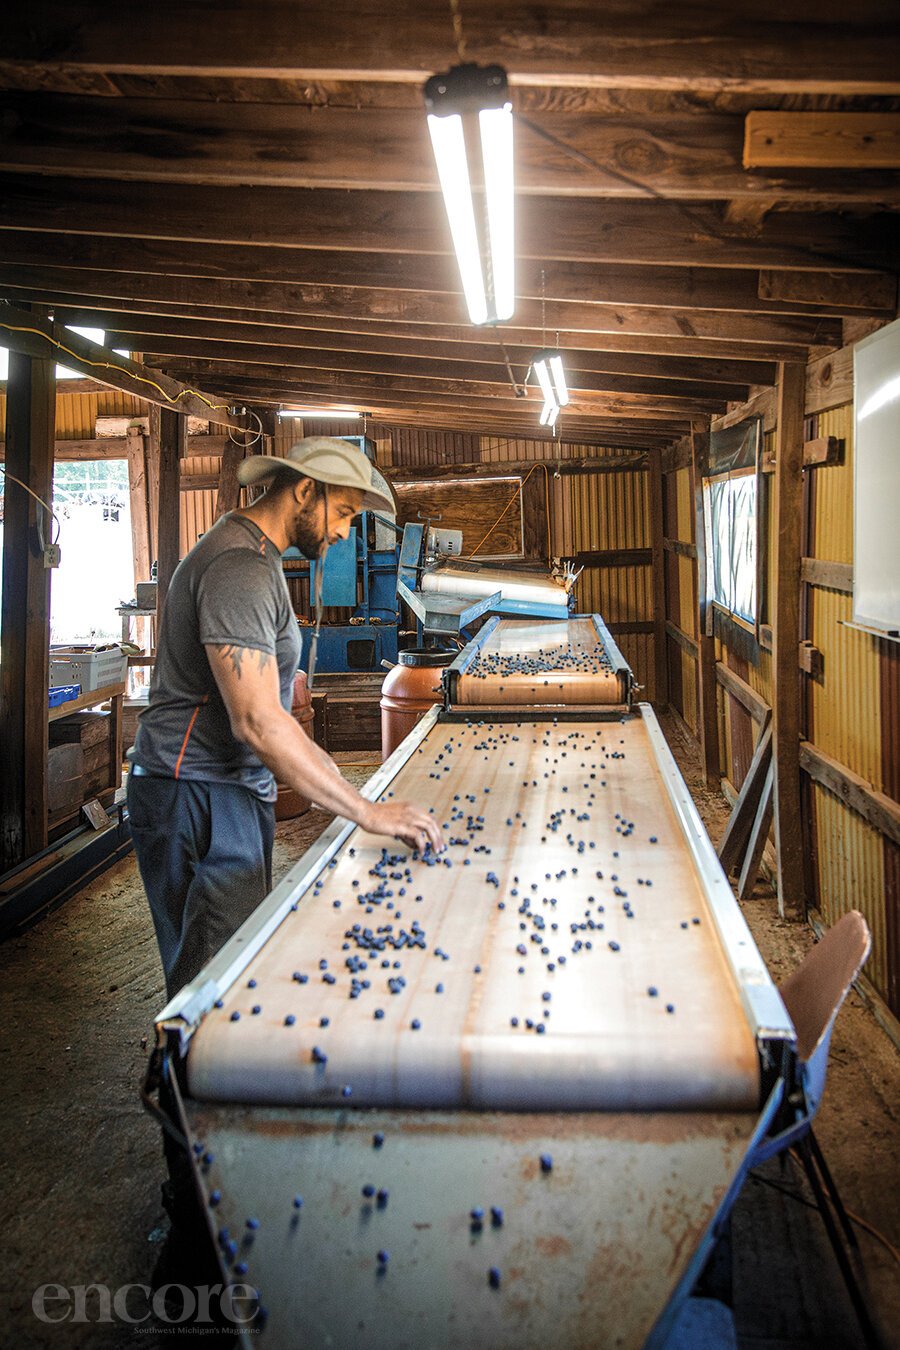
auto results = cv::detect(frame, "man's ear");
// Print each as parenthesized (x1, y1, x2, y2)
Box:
(293, 476, 315, 508)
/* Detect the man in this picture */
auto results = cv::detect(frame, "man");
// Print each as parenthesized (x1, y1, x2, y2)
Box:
(129, 436, 444, 1001)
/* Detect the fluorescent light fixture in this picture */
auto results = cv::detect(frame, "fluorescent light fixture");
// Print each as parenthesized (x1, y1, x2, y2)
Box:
(424, 64, 515, 326)
(278, 408, 361, 419)
(532, 350, 569, 428)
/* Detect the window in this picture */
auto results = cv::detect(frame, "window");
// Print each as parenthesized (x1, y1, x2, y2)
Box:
(0, 459, 134, 646)
(702, 416, 763, 632)
(704, 470, 758, 625)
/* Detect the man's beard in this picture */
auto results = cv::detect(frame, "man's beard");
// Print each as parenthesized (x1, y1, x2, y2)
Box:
(292, 505, 325, 560)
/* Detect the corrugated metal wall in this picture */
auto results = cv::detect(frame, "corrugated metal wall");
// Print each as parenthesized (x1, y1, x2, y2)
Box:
(704, 392, 897, 1018)
(805, 402, 892, 1010)
(0, 386, 145, 438)
(655, 377, 896, 1017)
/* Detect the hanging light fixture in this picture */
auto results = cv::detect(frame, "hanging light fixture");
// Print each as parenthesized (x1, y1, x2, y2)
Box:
(532, 349, 569, 428)
(424, 63, 515, 326)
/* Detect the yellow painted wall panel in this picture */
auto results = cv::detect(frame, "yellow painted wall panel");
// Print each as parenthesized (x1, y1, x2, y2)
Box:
(810, 588, 884, 791)
(674, 467, 693, 543)
(680, 650, 698, 734)
(813, 785, 887, 999)
(677, 554, 695, 637)
(813, 404, 854, 566)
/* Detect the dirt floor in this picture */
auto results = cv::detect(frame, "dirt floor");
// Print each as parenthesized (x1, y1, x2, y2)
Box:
(0, 729, 897, 1349)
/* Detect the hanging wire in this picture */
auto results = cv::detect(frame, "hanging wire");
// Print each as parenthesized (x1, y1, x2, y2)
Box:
(541, 268, 547, 350)
(0, 466, 61, 543)
(226, 408, 265, 449)
(0, 313, 232, 413)
(495, 331, 526, 398)
(514, 113, 888, 279)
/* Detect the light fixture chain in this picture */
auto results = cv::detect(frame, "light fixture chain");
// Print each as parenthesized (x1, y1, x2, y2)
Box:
(448, 0, 467, 62)
(541, 268, 547, 350)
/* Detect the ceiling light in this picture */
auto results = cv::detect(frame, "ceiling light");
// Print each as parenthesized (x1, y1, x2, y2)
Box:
(532, 350, 569, 428)
(424, 64, 515, 327)
(278, 408, 362, 419)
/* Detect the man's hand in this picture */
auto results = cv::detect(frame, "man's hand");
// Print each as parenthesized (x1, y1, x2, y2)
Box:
(205, 644, 445, 854)
(361, 800, 445, 854)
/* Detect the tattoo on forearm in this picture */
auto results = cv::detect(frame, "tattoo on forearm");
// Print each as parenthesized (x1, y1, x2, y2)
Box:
(216, 645, 271, 678)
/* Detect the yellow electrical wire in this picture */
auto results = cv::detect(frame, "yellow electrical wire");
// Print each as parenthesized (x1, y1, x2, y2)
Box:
(0, 322, 232, 414)
(470, 461, 552, 559)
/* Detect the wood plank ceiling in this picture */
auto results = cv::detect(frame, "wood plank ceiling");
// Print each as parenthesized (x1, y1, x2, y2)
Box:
(0, 2, 898, 450)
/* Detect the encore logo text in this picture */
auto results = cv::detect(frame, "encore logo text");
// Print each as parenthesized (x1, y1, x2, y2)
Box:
(32, 1282, 261, 1326)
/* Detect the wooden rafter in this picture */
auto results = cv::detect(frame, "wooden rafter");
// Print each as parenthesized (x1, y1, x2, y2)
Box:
(2, 4, 899, 94)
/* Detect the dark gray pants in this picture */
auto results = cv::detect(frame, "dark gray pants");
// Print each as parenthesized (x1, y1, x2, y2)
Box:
(127, 774, 275, 1000)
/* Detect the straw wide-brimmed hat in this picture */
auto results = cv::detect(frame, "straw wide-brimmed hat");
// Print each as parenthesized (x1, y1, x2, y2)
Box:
(237, 437, 395, 515)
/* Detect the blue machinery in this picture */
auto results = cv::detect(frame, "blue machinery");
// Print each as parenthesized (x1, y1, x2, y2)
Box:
(288, 520, 402, 673)
(396, 522, 572, 640)
(288, 512, 576, 673)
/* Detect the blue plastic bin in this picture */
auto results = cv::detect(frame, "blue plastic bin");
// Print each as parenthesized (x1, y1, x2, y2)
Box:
(49, 684, 82, 708)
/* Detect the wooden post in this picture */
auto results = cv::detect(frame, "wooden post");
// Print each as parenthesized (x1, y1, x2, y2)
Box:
(146, 404, 161, 566)
(649, 449, 668, 709)
(215, 418, 246, 520)
(773, 362, 808, 918)
(126, 427, 151, 588)
(156, 408, 184, 617)
(690, 418, 720, 788)
(0, 350, 56, 872)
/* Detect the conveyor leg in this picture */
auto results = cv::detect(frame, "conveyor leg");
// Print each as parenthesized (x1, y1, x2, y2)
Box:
(796, 1135, 884, 1350)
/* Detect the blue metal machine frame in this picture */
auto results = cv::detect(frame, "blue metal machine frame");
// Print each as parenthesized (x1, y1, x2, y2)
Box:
(285, 521, 401, 674)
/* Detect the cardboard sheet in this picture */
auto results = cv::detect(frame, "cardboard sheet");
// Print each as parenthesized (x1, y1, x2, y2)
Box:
(187, 715, 760, 1111)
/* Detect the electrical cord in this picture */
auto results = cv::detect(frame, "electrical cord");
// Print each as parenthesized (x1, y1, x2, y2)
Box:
(749, 1156, 900, 1265)
(0, 466, 61, 543)
(227, 408, 266, 448)
(0, 317, 232, 414)
(469, 461, 551, 558)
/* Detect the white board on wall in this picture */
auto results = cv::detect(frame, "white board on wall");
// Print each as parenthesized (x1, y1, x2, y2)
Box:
(854, 317, 900, 635)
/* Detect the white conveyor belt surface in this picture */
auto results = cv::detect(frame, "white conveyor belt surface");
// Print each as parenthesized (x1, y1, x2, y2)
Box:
(454, 616, 626, 706)
(187, 711, 761, 1111)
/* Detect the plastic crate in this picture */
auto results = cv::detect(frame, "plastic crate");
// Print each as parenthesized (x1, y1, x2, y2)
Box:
(50, 645, 128, 693)
(49, 683, 82, 708)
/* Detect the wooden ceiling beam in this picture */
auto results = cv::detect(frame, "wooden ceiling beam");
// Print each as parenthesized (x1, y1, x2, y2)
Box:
(2, 91, 899, 204)
(0, 175, 894, 272)
(153, 362, 714, 419)
(138, 338, 752, 402)
(2, 4, 898, 94)
(99, 318, 775, 385)
(40, 299, 811, 364)
(0, 301, 243, 427)
(0, 268, 841, 348)
(0, 231, 891, 316)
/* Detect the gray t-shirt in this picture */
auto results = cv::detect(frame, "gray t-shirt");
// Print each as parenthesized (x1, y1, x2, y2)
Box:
(131, 513, 302, 801)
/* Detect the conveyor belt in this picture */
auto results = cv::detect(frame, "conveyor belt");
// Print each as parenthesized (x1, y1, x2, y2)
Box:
(449, 615, 630, 708)
(422, 562, 569, 613)
(186, 709, 762, 1111)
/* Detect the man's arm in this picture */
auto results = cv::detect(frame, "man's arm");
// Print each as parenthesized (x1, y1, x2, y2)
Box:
(206, 644, 444, 853)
